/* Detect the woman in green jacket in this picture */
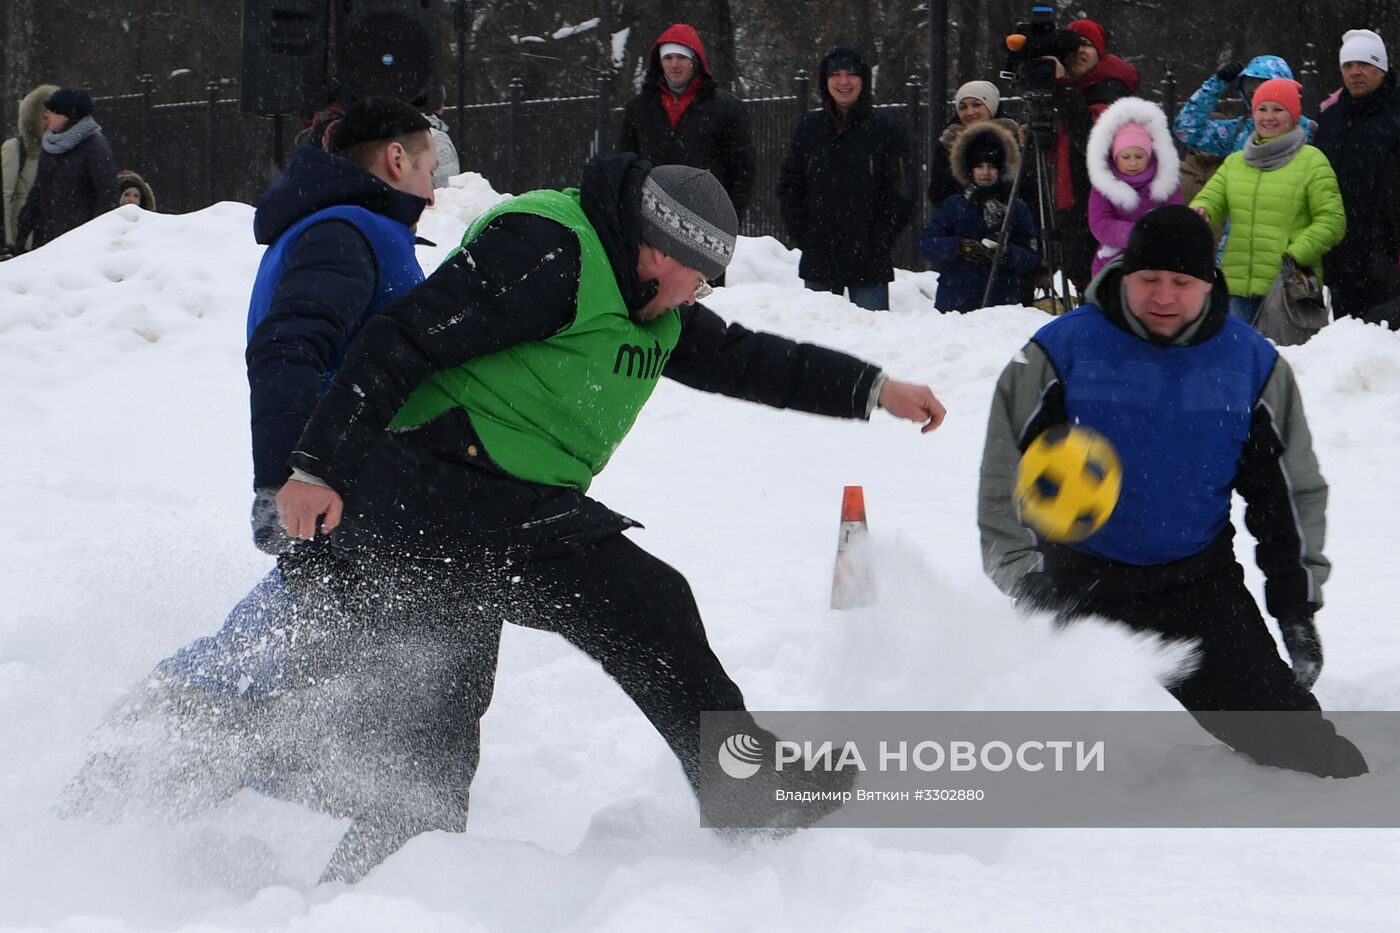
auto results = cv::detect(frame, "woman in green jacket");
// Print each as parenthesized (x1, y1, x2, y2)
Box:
(1191, 77, 1346, 325)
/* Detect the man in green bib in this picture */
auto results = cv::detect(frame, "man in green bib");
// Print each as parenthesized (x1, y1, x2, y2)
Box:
(272, 153, 945, 882)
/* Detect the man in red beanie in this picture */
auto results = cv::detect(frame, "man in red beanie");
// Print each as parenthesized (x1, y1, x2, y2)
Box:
(1065, 19, 1140, 120)
(618, 23, 754, 243)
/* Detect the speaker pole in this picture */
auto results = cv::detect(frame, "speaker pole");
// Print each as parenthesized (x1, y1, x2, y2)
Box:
(454, 0, 469, 153)
(273, 112, 285, 167)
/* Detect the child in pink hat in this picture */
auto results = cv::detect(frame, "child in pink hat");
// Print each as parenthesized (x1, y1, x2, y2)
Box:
(1085, 97, 1183, 278)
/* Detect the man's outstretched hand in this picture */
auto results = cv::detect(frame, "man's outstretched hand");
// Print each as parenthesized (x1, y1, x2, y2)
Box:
(277, 478, 345, 540)
(878, 379, 947, 433)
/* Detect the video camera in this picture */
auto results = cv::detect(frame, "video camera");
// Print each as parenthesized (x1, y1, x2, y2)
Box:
(999, 5, 1082, 139)
(1001, 6, 1082, 93)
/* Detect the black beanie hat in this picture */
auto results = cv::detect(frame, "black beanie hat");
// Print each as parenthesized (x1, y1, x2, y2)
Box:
(1121, 205, 1217, 282)
(45, 88, 93, 120)
(962, 134, 1007, 177)
(640, 164, 738, 281)
(823, 50, 863, 79)
(328, 96, 430, 153)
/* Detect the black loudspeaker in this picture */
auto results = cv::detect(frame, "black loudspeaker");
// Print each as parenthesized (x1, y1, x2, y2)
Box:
(239, 0, 328, 115)
(336, 0, 438, 105)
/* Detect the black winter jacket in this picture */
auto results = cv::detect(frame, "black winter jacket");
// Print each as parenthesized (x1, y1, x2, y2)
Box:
(618, 24, 754, 218)
(1315, 71, 1400, 290)
(290, 154, 883, 558)
(245, 145, 428, 489)
(777, 46, 915, 286)
(15, 125, 117, 248)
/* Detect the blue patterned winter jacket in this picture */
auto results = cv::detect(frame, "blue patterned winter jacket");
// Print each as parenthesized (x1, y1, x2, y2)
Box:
(1173, 55, 1317, 156)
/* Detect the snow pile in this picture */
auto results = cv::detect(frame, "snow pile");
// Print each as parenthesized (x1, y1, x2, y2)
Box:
(1, 173, 1398, 932)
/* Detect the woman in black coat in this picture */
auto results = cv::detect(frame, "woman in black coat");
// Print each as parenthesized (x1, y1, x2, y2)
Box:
(15, 88, 118, 250)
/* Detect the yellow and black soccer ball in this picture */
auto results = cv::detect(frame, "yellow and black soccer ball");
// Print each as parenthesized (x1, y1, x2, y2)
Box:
(1014, 425, 1122, 542)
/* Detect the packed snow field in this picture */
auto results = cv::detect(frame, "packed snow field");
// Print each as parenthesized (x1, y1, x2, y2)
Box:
(2, 175, 1398, 931)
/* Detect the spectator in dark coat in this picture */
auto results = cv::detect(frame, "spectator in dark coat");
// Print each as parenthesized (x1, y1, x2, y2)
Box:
(778, 44, 915, 311)
(1314, 29, 1400, 324)
(920, 120, 1038, 312)
(14, 87, 118, 250)
(1023, 19, 1139, 291)
(619, 23, 754, 229)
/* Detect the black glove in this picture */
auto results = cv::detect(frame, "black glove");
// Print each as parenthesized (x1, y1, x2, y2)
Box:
(958, 239, 994, 265)
(1279, 614, 1323, 690)
(1216, 60, 1244, 82)
(251, 486, 292, 555)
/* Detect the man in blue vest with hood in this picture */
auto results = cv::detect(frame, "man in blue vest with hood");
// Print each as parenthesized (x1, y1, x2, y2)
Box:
(147, 97, 438, 693)
(58, 99, 438, 823)
(247, 96, 437, 547)
(978, 205, 1367, 780)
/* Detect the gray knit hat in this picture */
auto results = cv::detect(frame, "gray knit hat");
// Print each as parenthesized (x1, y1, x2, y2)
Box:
(639, 165, 738, 281)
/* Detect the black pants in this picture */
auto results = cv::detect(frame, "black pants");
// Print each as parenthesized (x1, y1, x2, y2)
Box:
(1054, 209, 1096, 291)
(1027, 535, 1368, 779)
(275, 532, 750, 875)
(1330, 281, 1374, 321)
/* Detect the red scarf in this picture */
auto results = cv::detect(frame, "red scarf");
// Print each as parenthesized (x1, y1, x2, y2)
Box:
(1055, 130, 1075, 211)
(660, 79, 701, 128)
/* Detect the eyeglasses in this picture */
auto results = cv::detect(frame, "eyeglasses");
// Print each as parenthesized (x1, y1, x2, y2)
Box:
(694, 277, 714, 301)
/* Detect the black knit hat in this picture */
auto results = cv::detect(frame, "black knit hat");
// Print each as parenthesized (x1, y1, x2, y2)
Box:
(1121, 205, 1217, 282)
(328, 96, 430, 153)
(962, 133, 1008, 177)
(45, 88, 93, 120)
(640, 164, 738, 281)
(823, 51, 863, 78)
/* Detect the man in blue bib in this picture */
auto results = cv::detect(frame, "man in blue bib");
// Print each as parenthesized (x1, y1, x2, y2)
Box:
(152, 98, 438, 694)
(58, 100, 440, 828)
(978, 204, 1367, 779)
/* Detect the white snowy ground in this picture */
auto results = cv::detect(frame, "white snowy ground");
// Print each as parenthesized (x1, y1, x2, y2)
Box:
(2, 174, 1398, 932)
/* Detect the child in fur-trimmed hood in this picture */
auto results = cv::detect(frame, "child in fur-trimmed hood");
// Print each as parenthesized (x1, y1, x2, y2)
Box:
(919, 120, 1038, 312)
(1086, 97, 1183, 279)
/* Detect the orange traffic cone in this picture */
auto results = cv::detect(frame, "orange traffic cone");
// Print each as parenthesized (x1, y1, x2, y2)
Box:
(830, 485, 875, 609)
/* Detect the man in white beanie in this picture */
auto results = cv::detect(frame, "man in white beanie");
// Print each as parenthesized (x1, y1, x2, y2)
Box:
(1316, 28, 1400, 323)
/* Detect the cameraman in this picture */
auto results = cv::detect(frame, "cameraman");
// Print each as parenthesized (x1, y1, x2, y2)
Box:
(1024, 18, 1139, 290)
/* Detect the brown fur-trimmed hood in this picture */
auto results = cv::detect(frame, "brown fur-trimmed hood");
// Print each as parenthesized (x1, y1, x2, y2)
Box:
(948, 120, 1020, 188)
(117, 170, 156, 211)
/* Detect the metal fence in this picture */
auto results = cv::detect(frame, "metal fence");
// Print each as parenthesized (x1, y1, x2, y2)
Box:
(92, 80, 302, 214)
(83, 69, 1185, 268)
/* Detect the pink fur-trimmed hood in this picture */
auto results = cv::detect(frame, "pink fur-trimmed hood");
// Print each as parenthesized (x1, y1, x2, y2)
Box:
(1086, 96, 1180, 212)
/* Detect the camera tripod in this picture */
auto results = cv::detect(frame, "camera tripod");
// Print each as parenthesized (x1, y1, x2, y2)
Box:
(979, 112, 1076, 314)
